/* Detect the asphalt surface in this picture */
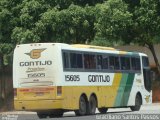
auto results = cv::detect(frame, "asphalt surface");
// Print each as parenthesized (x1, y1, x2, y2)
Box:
(0, 103, 160, 120)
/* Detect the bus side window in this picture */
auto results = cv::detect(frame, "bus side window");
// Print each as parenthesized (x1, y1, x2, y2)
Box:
(131, 57, 136, 70)
(97, 55, 108, 70)
(97, 55, 102, 69)
(131, 57, 141, 71)
(102, 55, 108, 69)
(70, 53, 83, 69)
(126, 57, 131, 70)
(121, 57, 126, 70)
(121, 57, 131, 70)
(135, 58, 141, 70)
(109, 56, 115, 70)
(109, 56, 120, 70)
(63, 52, 70, 68)
(142, 57, 149, 68)
(114, 56, 120, 70)
(84, 54, 96, 69)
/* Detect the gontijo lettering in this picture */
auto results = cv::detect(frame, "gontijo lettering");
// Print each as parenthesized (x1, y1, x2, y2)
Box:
(88, 75, 110, 82)
(19, 61, 52, 66)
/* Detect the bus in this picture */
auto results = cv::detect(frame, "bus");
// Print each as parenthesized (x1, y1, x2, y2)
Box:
(13, 43, 152, 118)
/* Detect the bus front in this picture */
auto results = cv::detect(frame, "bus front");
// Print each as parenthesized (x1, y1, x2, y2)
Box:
(13, 43, 62, 111)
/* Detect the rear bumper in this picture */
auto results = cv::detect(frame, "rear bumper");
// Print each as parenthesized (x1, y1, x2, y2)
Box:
(14, 99, 62, 111)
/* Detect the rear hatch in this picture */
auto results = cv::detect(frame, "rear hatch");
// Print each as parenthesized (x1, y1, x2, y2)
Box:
(13, 43, 57, 100)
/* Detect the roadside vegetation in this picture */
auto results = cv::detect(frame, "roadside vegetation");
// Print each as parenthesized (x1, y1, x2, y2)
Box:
(0, 0, 160, 76)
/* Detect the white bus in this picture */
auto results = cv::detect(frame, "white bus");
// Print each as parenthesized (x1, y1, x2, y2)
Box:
(13, 43, 152, 118)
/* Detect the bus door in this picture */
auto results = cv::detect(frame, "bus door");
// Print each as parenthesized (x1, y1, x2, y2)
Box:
(142, 56, 152, 92)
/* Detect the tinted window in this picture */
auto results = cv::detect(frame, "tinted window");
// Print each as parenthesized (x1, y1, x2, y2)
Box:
(63, 52, 70, 68)
(84, 54, 96, 69)
(97, 55, 102, 69)
(126, 57, 131, 70)
(131, 57, 141, 71)
(109, 56, 120, 70)
(102, 55, 108, 69)
(142, 57, 149, 67)
(115, 56, 120, 70)
(135, 58, 141, 70)
(121, 57, 131, 70)
(109, 56, 114, 70)
(97, 55, 109, 70)
(131, 57, 136, 70)
(70, 53, 83, 68)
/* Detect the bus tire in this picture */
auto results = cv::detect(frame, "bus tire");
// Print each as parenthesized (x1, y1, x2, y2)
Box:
(37, 112, 47, 118)
(75, 95, 87, 116)
(98, 108, 108, 114)
(88, 95, 97, 115)
(130, 94, 142, 111)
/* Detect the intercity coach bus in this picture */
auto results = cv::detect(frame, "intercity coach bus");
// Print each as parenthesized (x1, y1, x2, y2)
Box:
(13, 43, 152, 118)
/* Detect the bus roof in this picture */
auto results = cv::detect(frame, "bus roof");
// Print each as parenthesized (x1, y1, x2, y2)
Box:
(15, 43, 147, 56)
(71, 44, 116, 51)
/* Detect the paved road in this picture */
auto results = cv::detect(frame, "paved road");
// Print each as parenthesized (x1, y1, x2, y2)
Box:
(0, 103, 160, 120)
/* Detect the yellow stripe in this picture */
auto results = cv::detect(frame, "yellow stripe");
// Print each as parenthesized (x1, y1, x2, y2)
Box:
(71, 44, 116, 50)
(119, 51, 127, 55)
(106, 73, 122, 107)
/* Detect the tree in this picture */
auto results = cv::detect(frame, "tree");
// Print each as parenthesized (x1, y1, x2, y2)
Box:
(125, 0, 160, 73)
(94, 0, 132, 44)
(0, 0, 99, 66)
(0, 0, 99, 46)
(94, 0, 160, 74)
(35, 5, 95, 43)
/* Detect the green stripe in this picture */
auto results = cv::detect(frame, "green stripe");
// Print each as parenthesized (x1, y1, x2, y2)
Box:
(114, 73, 128, 106)
(121, 73, 135, 106)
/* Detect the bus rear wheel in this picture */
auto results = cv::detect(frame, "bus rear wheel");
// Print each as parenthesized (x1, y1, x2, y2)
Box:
(75, 95, 87, 116)
(98, 108, 108, 114)
(130, 94, 142, 111)
(88, 96, 97, 115)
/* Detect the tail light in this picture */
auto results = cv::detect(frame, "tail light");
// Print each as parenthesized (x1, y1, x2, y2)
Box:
(14, 88, 17, 97)
(57, 86, 62, 96)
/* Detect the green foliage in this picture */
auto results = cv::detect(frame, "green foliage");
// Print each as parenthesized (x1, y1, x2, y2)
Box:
(132, 0, 160, 45)
(94, 0, 132, 43)
(36, 5, 95, 43)
(11, 27, 40, 44)
(91, 36, 124, 47)
(0, 0, 102, 65)
(0, 0, 160, 68)
(0, 44, 13, 66)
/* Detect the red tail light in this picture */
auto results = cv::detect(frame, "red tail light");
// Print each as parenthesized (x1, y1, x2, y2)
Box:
(57, 86, 62, 96)
(14, 88, 17, 97)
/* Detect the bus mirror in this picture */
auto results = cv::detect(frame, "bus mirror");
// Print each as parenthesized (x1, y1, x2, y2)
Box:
(150, 71, 155, 81)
